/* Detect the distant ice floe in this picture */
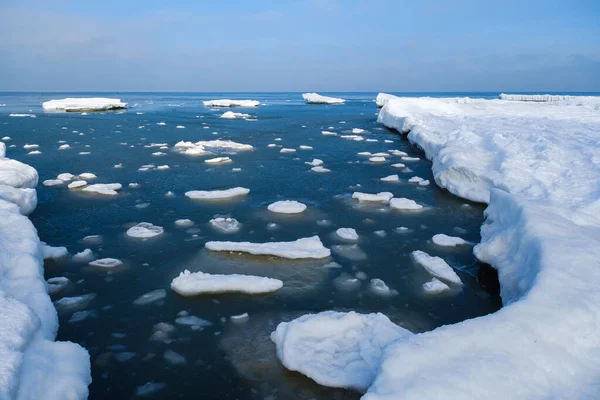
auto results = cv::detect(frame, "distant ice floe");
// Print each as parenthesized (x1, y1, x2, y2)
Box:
(9, 113, 36, 118)
(267, 200, 307, 214)
(206, 236, 330, 259)
(432, 233, 469, 247)
(271, 311, 412, 392)
(220, 111, 252, 119)
(203, 99, 259, 107)
(498, 93, 598, 103)
(311, 166, 330, 173)
(302, 93, 345, 104)
(380, 174, 399, 182)
(174, 140, 253, 156)
(171, 270, 283, 296)
(412, 250, 462, 285)
(205, 157, 232, 164)
(185, 187, 249, 200)
(42, 97, 127, 112)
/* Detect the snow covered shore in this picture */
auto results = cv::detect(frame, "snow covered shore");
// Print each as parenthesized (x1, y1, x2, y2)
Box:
(273, 94, 600, 399)
(42, 98, 127, 112)
(0, 151, 90, 399)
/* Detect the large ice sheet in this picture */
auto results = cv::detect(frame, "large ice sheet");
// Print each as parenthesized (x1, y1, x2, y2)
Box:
(302, 93, 345, 104)
(42, 98, 127, 112)
(271, 311, 412, 392)
(0, 150, 90, 399)
(206, 236, 331, 259)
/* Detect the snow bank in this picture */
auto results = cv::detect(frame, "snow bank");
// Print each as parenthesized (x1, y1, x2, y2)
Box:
(271, 311, 412, 392)
(0, 149, 90, 399)
(302, 93, 345, 104)
(203, 99, 259, 107)
(171, 270, 283, 296)
(206, 236, 330, 259)
(375, 93, 398, 108)
(42, 98, 127, 112)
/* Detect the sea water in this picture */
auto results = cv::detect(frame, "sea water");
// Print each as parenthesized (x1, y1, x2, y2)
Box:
(0, 92, 501, 399)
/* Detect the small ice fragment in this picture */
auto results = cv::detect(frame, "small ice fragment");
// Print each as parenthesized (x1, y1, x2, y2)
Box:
(163, 350, 186, 366)
(268, 200, 307, 214)
(432, 234, 469, 247)
(369, 278, 397, 296)
(423, 277, 451, 294)
(381, 175, 399, 182)
(43, 245, 68, 260)
(230, 313, 250, 323)
(136, 382, 166, 397)
(72, 249, 95, 263)
(205, 157, 231, 164)
(47, 277, 69, 295)
(209, 217, 241, 233)
(68, 180, 87, 189)
(390, 198, 423, 210)
(305, 159, 323, 166)
(311, 166, 330, 172)
(412, 250, 462, 285)
(335, 228, 359, 241)
(126, 222, 164, 238)
(185, 187, 249, 200)
(133, 289, 167, 305)
(57, 172, 75, 182)
(171, 270, 283, 295)
(352, 192, 393, 203)
(175, 219, 194, 228)
(89, 258, 123, 268)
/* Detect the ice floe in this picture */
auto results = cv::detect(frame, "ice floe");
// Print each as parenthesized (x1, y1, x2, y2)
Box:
(206, 236, 330, 259)
(42, 97, 127, 112)
(174, 140, 253, 156)
(89, 258, 123, 268)
(81, 183, 122, 196)
(352, 192, 393, 203)
(267, 200, 307, 214)
(203, 99, 259, 107)
(380, 174, 399, 182)
(389, 198, 422, 210)
(302, 93, 345, 104)
(209, 217, 241, 233)
(220, 111, 251, 119)
(185, 187, 249, 200)
(422, 277, 451, 294)
(432, 233, 469, 247)
(335, 228, 359, 241)
(126, 222, 164, 239)
(171, 270, 283, 296)
(412, 250, 462, 285)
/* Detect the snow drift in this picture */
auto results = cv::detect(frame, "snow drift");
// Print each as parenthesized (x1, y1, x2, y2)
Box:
(0, 150, 90, 399)
(273, 95, 600, 399)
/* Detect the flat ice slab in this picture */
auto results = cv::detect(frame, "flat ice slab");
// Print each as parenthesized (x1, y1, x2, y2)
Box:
(302, 93, 345, 104)
(267, 200, 307, 214)
(185, 187, 249, 200)
(412, 250, 462, 285)
(432, 233, 468, 246)
(389, 198, 422, 210)
(42, 98, 127, 112)
(203, 99, 259, 107)
(352, 192, 393, 203)
(81, 183, 122, 196)
(205, 235, 330, 259)
(271, 311, 412, 392)
(171, 270, 283, 296)
(220, 111, 251, 119)
(126, 222, 164, 238)
(174, 140, 253, 156)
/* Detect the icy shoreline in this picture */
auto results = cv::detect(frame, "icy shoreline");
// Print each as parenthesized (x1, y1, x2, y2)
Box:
(0, 150, 90, 399)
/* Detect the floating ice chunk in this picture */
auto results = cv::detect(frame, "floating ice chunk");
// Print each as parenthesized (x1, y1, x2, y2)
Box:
(271, 311, 411, 392)
(174, 315, 212, 329)
(305, 159, 323, 167)
(156, 165, 169, 170)
(47, 277, 69, 296)
(114, 163, 123, 168)
(53, 293, 96, 313)
(331, 244, 367, 261)
(334, 273, 361, 291)
(58, 144, 70, 150)
(321, 130, 337, 136)
(82, 183, 122, 196)
(89, 258, 123, 268)
(133, 289, 167, 305)
(205, 157, 232, 164)
(185, 187, 249, 200)
(126, 222, 164, 238)
(423, 277, 451, 294)
(340, 135, 364, 141)
(209, 217, 241, 233)
(42, 97, 127, 112)
(9, 113, 36, 118)
(206, 236, 330, 259)
(68, 310, 95, 323)
(408, 176, 424, 183)
(352, 192, 393, 203)
(175, 219, 194, 228)
(311, 166, 330, 173)
(171, 270, 283, 296)
(78, 173, 96, 180)
(129, 183, 140, 188)
(369, 278, 397, 297)
(380, 175, 399, 182)
(43, 244, 68, 260)
(357, 152, 372, 156)
(174, 140, 253, 156)
(369, 156, 386, 163)
(176, 125, 185, 129)
(203, 99, 259, 107)
(389, 198, 423, 210)
(336, 228, 359, 241)
(302, 93, 345, 104)
(401, 156, 420, 161)
(267, 143, 277, 147)
(1, 136, 10, 141)
(220, 111, 251, 119)
(412, 250, 462, 285)
(268, 200, 307, 214)
(389, 150, 408, 157)
(72, 249, 95, 263)
(299, 145, 313, 150)
(28, 150, 41, 155)
(157, 122, 166, 126)
(163, 350, 186, 366)
(114, 352, 136, 362)
(81, 235, 102, 245)
(375, 92, 399, 107)
(351, 128, 366, 134)
(57, 173, 75, 182)
(136, 382, 166, 397)
(432, 233, 469, 247)
(280, 148, 296, 153)
(391, 163, 406, 168)
(68, 180, 87, 189)
(23, 144, 39, 149)
(418, 180, 430, 186)
(230, 313, 250, 323)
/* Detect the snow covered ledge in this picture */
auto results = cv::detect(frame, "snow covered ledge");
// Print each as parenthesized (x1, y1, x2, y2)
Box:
(0, 150, 90, 399)
(273, 96, 600, 399)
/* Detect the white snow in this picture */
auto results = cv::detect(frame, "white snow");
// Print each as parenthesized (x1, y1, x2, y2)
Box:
(126, 222, 164, 239)
(335, 228, 359, 241)
(185, 187, 249, 200)
(206, 236, 330, 259)
(203, 99, 259, 107)
(499, 93, 600, 105)
(412, 250, 462, 285)
(389, 198, 422, 210)
(42, 97, 127, 112)
(0, 148, 91, 399)
(171, 270, 283, 296)
(81, 183, 122, 196)
(432, 233, 469, 247)
(408, 176, 423, 183)
(352, 128, 366, 134)
(174, 140, 253, 156)
(280, 148, 296, 153)
(302, 93, 345, 104)
(267, 200, 307, 214)
(375, 92, 398, 107)
(9, 113, 36, 118)
(351, 192, 393, 203)
(220, 111, 251, 119)
(271, 311, 412, 392)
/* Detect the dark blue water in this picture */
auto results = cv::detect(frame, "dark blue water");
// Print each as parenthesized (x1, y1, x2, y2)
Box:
(1, 93, 501, 399)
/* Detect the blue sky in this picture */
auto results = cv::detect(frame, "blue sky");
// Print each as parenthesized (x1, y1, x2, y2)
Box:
(1, 0, 599, 92)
